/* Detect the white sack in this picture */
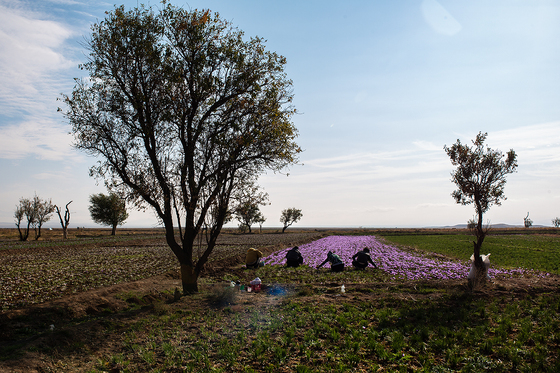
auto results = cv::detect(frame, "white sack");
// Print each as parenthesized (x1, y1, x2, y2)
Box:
(468, 253, 491, 280)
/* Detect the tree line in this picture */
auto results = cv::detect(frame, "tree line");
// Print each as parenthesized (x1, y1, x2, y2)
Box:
(13, 193, 127, 241)
(13, 191, 302, 241)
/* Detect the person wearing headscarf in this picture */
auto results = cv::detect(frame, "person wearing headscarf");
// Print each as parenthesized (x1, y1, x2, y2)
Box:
(246, 247, 263, 269)
(317, 251, 344, 272)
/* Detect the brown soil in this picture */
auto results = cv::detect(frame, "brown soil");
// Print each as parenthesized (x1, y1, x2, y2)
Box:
(2, 263, 559, 373)
(1, 229, 559, 372)
(0, 232, 323, 372)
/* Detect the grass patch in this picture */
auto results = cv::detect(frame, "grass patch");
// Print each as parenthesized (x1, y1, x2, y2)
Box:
(82, 289, 560, 372)
(378, 233, 560, 274)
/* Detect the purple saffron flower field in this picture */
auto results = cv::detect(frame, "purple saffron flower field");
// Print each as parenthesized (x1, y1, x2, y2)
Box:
(262, 235, 542, 280)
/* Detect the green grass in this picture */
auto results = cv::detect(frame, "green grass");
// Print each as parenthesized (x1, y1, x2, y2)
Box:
(378, 233, 560, 274)
(3, 230, 560, 372)
(84, 288, 560, 372)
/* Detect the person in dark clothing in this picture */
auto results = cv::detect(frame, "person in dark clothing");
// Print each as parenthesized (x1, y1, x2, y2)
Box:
(317, 251, 344, 272)
(286, 246, 304, 267)
(352, 247, 377, 269)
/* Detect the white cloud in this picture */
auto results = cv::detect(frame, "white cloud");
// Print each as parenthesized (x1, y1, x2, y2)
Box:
(0, 2, 80, 161)
(492, 122, 560, 161)
(258, 122, 560, 227)
(449, 123, 560, 180)
(413, 140, 441, 152)
(0, 3, 75, 101)
(0, 118, 75, 160)
(47, 0, 84, 5)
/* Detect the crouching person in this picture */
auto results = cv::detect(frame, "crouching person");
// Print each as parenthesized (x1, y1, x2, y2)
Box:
(246, 247, 264, 269)
(352, 247, 377, 270)
(317, 251, 344, 272)
(286, 246, 304, 268)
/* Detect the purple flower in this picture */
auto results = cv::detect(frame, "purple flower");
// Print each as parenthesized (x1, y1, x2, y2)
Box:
(262, 236, 547, 280)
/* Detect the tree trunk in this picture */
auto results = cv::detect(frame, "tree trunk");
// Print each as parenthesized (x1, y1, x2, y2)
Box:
(17, 226, 24, 241)
(111, 224, 117, 235)
(35, 225, 42, 240)
(469, 203, 488, 290)
(180, 263, 199, 294)
(56, 202, 72, 240)
(470, 237, 487, 289)
(469, 241, 489, 290)
(22, 222, 31, 241)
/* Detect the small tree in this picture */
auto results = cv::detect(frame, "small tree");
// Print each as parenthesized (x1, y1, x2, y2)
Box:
(256, 212, 266, 233)
(14, 194, 54, 241)
(55, 201, 73, 239)
(232, 179, 269, 234)
(280, 207, 303, 233)
(234, 203, 266, 233)
(444, 132, 517, 288)
(31, 194, 55, 240)
(552, 217, 560, 228)
(466, 216, 476, 230)
(89, 193, 128, 235)
(14, 198, 33, 241)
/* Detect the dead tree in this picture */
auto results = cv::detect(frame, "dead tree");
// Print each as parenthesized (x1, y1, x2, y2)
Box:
(524, 212, 533, 228)
(55, 201, 72, 239)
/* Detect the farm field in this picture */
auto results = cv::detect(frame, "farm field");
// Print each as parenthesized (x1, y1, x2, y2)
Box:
(1, 228, 559, 372)
(0, 228, 326, 310)
(377, 230, 560, 275)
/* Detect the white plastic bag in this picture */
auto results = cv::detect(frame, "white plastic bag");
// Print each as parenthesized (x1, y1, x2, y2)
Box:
(468, 253, 491, 281)
(250, 277, 261, 286)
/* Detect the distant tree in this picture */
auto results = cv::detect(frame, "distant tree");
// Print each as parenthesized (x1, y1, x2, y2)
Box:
(235, 203, 266, 233)
(232, 179, 269, 234)
(467, 217, 476, 230)
(14, 198, 33, 241)
(280, 208, 303, 233)
(444, 132, 517, 288)
(256, 212, 266, 233)
(31, 194, 55, 240)
(89, 193, 128, 235)
(14, 194, 54, 241)
(523, 212, 533, 228)
(553, 217, 560, 228)
(55, 201, 73, 239)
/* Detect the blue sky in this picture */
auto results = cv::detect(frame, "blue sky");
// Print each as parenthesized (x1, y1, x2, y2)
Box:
(0, 0, 559, 228)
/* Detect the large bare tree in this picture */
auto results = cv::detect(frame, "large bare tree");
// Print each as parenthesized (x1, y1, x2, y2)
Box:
(62, 3, 300, 293)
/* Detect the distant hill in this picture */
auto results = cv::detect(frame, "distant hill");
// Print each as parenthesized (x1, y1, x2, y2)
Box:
(440, 223, 547, 229)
